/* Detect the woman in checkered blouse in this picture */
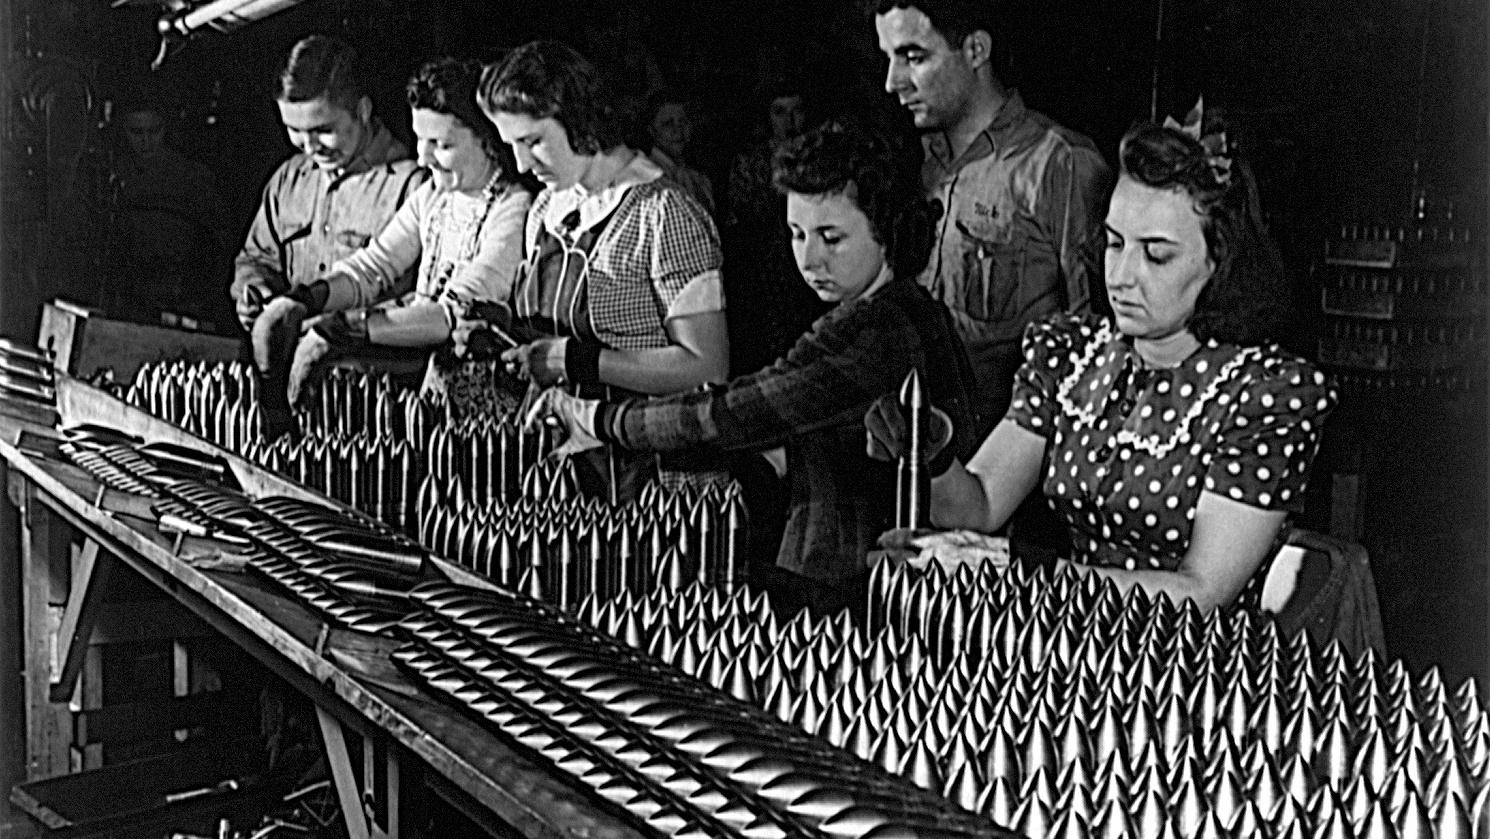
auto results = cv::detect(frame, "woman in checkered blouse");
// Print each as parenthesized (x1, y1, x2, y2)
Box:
(525, 121, 978, 594)
(476, 41, 731, 502)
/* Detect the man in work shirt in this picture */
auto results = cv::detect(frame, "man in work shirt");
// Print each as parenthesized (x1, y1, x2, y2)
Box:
(875, 0, 1110, 437)
(232, 34, 425, 333)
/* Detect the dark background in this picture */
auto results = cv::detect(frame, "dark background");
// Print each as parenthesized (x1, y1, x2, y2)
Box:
(2, 0, 1487, 696)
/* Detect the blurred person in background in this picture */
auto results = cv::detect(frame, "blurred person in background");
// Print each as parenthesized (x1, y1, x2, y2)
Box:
(106, 89, 232, 329)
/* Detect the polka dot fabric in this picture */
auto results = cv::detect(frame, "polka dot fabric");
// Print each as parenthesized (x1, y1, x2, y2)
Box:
(1007, 314, 1337, 578)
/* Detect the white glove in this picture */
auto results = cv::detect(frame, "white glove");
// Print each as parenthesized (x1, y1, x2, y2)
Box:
(522, 386, 603, 459)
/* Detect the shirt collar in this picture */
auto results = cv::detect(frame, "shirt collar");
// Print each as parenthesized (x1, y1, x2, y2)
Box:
(326, 117, 404, 183)
(923, 90, 1028, 170)
(545, 150, 661, 235)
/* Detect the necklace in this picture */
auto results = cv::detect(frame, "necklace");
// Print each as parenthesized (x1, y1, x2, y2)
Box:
(424, 165, 504, 295)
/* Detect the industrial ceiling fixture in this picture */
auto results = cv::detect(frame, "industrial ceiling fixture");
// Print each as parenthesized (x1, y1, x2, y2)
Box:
(112, 0, 314, 69)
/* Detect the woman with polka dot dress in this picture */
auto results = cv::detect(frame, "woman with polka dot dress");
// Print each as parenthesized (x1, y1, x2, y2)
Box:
(867, 106, 1336, 613)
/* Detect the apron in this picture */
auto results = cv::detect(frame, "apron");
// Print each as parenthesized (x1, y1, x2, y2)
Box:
(418, 181, 525, 422)
(513, 198, 661, 504)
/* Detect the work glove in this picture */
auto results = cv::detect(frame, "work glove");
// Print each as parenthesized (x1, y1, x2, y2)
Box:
(864, 391, 955, 473)
(287, 331, 333, 408)
(250, 296, 308, 376)
(236, 282, 270, 332)
(311, 308, 370, 352)
(523, 386, 604, 459)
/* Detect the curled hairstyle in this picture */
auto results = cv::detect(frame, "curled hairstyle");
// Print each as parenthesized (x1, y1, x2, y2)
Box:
(1119, 119, 1290, 345)
(476, 41, 626, 156)
(772, 120, 938, 280)
(408, 58, 517, 184)
(873, 0, 996, 51)
(277, 35, 365, 111)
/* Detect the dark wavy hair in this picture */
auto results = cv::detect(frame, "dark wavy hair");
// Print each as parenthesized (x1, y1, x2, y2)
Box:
(408, 57, 517, 184)
(873, 0, 996, 50)
(476, 41, 626, 156)
(1119, 118, 1290, 346)
(772, 120, 937, 280)
(277, 35, 365, 111)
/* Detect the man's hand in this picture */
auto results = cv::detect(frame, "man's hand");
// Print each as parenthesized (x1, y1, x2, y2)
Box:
(522, 386, 603, 459)
(864, 391, 954, 463)
(250, 296, 308, 376)
(236, 282, 271, 332)
(501, 337, 569, 387)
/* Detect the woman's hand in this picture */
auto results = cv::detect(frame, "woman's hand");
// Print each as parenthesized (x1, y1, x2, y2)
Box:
(450, 315, 482, 359)
(502, 337, 568, 387)
(522, 386, 603, 459)
(864, 391, 954, 464)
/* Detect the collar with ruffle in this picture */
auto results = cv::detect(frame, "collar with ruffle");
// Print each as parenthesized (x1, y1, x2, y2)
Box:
(541, 150, 662, 237)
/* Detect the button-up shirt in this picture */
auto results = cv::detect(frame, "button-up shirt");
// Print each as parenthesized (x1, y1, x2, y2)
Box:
(920, 92, 1110, 428)
(232, 118, 426, 301)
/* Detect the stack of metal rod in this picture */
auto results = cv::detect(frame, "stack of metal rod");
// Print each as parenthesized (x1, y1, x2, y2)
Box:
(123, 360, 753, 613)
(125, 360, 441, 452)
(241, 432, 424, 532)
(60, 426, 423, 633)
(232, 493, 426, 633)
(418, 478, 749, 610)
(418, 414, 563, 507)
(578, 561, 1490, 839)
(394, 581, 1015, 839)
(0, 337, 56, 406)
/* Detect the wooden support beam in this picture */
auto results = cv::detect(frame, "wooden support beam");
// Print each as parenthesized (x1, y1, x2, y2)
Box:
(48, 540, 112, 702)
(317, 706, 371, 839)
(315, 707, 400, 839)
(20, 494, 74, 780)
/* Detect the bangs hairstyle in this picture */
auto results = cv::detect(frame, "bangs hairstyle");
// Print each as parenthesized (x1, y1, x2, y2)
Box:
(277, 35, 365, 111)
(772, 120, 937, 280)
(476, 41, 625, 156)
(872, 0, 996, 50)
(1119, 119, 1290, 346)
(408, 57, 516, 182)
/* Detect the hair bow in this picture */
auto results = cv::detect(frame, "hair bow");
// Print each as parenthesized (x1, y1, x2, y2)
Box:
(1163, 95, 1232, 186)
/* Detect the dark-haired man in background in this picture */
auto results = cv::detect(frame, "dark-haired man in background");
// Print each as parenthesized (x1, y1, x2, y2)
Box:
(875, 0, 1109, 436)
(232, 34, 425, 333)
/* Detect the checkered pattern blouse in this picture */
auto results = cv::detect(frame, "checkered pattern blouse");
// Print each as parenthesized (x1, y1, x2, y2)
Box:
(513, 157, 723, 351)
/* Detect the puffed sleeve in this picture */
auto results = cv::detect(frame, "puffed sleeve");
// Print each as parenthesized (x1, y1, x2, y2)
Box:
(1007, 313, 1088, 437)
(643, 186, 724, 319)
(1204, 356, 1337, 511)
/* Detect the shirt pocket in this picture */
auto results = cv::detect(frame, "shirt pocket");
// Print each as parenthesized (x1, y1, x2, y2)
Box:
(955, 214, 1027, 325)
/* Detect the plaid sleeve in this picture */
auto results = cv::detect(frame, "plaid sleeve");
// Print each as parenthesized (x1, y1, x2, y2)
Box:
(602, 295, 922, 453)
